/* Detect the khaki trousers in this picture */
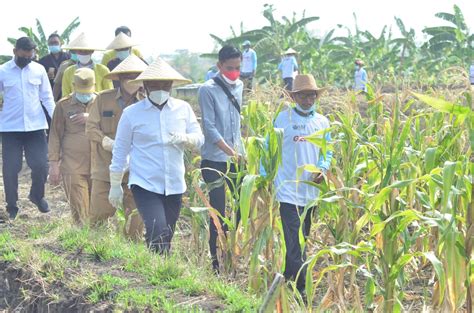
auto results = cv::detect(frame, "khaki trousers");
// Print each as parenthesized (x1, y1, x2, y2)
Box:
(89, 179, 144, 240)
(62, 174, 92, 225)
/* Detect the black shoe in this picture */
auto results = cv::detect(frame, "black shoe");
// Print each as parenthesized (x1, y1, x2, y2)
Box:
(28, 196, 50, 213)
(6, 205, 19, 220)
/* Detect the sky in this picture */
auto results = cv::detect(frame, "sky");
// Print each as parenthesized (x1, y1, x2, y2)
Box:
(0, 0, 472, 58)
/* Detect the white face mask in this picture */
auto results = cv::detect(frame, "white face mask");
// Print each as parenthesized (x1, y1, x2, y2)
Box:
(148, 90, 170, 105)
(121, 80, 139, 95)
(296, 103, 315, 114)
(77, 54, 92, 65)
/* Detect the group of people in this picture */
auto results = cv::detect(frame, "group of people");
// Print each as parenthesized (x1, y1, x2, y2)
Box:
(0, 27, 333, 294)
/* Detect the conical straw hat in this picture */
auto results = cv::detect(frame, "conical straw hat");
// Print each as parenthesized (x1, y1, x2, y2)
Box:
(106, 32, 137, 50)
(132, 57, 191, 85)
(284, 48, 298, 55)
(105, 54, 148, 80)
(63, 33, 104, 51)
(291, 74, 327, 98)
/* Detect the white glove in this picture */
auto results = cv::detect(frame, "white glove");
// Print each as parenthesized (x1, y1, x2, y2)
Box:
(169, 132, 200, 147)
(102, 136, 114, 152)
(108, 171, 124, 208)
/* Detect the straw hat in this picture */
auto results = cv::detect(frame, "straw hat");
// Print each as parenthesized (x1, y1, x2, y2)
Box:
(104, 54, 148, 80)
(284, 48, 298, 55)
(63, 33, 104, 51)
(73, 68, 95, 93)
(291, 74, 326, 96)
(132, 57, 191, 85)
(106, 32, 137, 50)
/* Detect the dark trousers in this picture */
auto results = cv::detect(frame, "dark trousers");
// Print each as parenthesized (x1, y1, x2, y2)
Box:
(279, 202, 313, 292)
(283, 77, 294, 91)
(201, 159, 241, 267)
(131, 184, 182, 254)
(1, 131, 48, 208)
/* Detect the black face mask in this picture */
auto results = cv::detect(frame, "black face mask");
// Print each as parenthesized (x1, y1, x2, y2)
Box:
(15, 56, 32, 68)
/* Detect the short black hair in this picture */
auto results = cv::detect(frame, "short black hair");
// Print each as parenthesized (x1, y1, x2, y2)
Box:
(48, 33, 61, 41)
(15, 37, 37, 50)
(115, 26, 131, 36)
(218, 45, 241, 63)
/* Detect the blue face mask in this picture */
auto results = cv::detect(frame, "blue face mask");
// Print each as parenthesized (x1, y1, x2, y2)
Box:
(49, 45, 61, 54)
(116, 49, 131, 60)
(75, 93, 94, 104)
(70, 53, 78, 62)
(296, 103, 315, 114)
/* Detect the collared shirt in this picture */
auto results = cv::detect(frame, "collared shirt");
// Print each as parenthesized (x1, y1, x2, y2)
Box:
(278, 56, 298, 79)
(48, 94, 94, 175)
(198, 74, 244, 162)
(62, 63, 113, 98)
(110, 97, 204, 195)
(273, 108, 332, 207)
(0, 59, 55, 132)
(38, 51, 70, 86)
(205, 70, 218, 81)
(241, 48, 257, 73)
(86, 88, 144, 181)
(101, 47, 144, 66)
(53, 59, 75, 101)
(354, 68, 368, 92)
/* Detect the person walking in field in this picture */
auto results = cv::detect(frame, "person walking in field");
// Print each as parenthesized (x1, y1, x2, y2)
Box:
(61, 33, 113, 98)
(48, 68, 96, 224)
(53, 55, 77, 101)
(0, 37, 54, 220)
(240, 40, 257, 93)
(108, 58, 203, 253)
(86, 55, 147, 239)
(278, 48, 299, 92)
(104, 33, 147, 75)
(469, 62, 474, 86)
(39, 33, 70, 88)
(101, 26, 144, 67)
(199, 45, 245, 272)
(266, 74, 332, 294)
(353, 59, 368, 92)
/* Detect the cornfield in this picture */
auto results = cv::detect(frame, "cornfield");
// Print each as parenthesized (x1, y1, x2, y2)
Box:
(183, 80, 474, 312)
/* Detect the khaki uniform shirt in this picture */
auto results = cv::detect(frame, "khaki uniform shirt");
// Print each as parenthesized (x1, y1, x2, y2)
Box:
(53, 59, 75, 101)
(86, 88, 144, 182)
(48, 95, 93, 175)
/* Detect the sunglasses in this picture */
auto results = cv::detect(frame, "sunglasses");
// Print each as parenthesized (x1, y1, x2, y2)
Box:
(296, 93, 318, 100)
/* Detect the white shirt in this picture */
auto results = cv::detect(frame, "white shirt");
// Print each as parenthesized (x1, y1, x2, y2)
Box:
(241, 49, 257, 73)
(110, 97, 204, 195)
(278, 56, 298, 79)
(0, 59, 55, 132)
(274, 108, 331, 207)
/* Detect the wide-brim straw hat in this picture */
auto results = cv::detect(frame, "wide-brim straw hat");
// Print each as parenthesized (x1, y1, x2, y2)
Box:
(291, 74, 327, 97)
(106, 32, 137, 50)
(131, 57, 191, 86)
(104, 54, 148, 80)
(63, 33, 104, 51)
(73, 68, 95, 93)
(284, 48, 298, 55)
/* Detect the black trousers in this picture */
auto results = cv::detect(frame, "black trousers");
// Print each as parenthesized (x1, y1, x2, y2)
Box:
(279, 202, 313, 292)
(283, 77, 294, 91)
(201, 159, 241, 267)
(1, 130, 48, 208)
(131, 184, 182, 254)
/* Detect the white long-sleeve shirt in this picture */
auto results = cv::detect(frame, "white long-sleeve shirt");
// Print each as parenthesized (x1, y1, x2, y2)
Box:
(110, 97, 204, 195)
(273, 108, 332, 207)
(0, 59, 55, 132)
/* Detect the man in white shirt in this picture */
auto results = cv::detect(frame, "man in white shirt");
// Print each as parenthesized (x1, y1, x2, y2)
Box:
(0, 37, 55, 219)
(240, 40, 257, 94)
(266, 74, 332, 294)
(278, 48, 299, 92)
(108, 58, 204, 254)
(469, 63, 474, 86)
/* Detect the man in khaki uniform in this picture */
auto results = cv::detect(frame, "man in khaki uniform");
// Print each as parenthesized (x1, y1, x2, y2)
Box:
(86, 54, 146, 239)
(48, 68, 97, 224)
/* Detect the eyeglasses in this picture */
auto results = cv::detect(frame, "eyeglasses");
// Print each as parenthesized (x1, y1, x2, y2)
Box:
(296, 93, 318, 100)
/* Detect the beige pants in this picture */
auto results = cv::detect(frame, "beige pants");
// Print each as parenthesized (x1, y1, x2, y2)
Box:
(62, 174, 92, 225)
(89, 179, 144, 240)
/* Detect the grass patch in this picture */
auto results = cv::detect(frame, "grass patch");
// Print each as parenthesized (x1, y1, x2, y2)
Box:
(27, 221, 60, 239)
(115, 288, 177, 311)
(87, 273, 129, 303)
(0, 231, 17, 261)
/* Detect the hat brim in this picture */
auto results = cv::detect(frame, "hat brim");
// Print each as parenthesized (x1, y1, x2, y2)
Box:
(291, 87, 327, 97)
(63, 47, 104, 51)
(131, 77, 192, 86)
(104, 70, 143, 81)
(75, 86, 95, 93)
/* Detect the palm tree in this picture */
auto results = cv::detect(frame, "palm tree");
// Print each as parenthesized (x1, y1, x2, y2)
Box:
(6, 17, 80, 58)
